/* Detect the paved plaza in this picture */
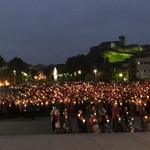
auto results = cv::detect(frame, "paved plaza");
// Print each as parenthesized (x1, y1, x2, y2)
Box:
(0, 116, 141, 136)
(0, 133, 150, 150)
(0, 117, 149, 150)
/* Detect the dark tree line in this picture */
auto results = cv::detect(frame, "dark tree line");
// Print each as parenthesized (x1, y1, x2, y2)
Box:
(0, 52, 138, 84)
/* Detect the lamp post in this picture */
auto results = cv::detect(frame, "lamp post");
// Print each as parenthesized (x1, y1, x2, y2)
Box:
(13, 70, 16, 84)
(78, 70, 81, 81)
(78, 70, 81, 75)
(93, 69, 97, 81)
(118, 72, 123, 82)
(119, 73, 123, 78)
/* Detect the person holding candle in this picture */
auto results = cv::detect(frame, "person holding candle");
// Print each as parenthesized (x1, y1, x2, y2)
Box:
(111, 102, 121, 132)
(140, 106, 148, 132)
(89, 114, 100, 133)
(77, 109, 86, 133)
(54, 109, 61, 133)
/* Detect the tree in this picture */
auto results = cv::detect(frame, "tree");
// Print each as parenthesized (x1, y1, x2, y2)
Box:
(0, 55, 5, 68)
(0, 55, 7, 83)
(65, 54, 91, 81)
(101, 58, 111, 82)
(128, 59, 137, 82)
(66, 56, 76, 73)
(43, 65, 54, 80)
(30, 68, 38, 80)
(86, 47, 105, 68)
(8, 57, 29, 84)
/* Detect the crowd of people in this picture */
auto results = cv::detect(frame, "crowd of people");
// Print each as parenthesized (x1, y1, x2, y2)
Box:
(0, 81, 149, 133)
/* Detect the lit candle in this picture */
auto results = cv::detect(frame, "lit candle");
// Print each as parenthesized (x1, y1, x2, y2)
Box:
(107, 120, 110, 123)
(144, 116, 148, 119)
(83, 119, 85, 123)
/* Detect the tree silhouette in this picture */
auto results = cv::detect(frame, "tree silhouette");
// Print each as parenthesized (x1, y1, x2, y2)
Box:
(128, 59, 137, 82)
(8, 57, 29, 83)
(0, 55, 5, 68)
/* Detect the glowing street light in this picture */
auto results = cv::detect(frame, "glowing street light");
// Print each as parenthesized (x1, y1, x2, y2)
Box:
(78, 70, 82, 81)
(94, 69, 97, 74)
(93, 69, 97, 81)
(119, 73, 123, 78)
(78, 70, 81, 75)
(13, 70, 16, 84)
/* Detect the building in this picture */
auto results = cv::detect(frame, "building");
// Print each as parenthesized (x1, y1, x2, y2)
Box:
(135, 57, 150, 79)
(99, 35, 126, 49)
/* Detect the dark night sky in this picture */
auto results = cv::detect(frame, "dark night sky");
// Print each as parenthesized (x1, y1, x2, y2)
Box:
(0, 0, 150, 65)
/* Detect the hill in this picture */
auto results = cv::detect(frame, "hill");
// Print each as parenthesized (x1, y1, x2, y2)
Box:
(87, 36, 150, 64)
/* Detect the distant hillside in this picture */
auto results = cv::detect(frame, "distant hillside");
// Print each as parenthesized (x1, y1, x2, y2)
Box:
(87, 36, 150, 63)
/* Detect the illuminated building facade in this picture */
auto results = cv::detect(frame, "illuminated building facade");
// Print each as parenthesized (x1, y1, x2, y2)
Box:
(135, 58, 150, 79)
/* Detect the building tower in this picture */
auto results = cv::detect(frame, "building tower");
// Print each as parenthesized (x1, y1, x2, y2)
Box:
(119, 35, 126, 46)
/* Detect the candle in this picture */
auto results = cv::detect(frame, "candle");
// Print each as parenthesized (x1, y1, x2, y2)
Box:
(83, 119, 85, 123)
(107, 120, 110, 123)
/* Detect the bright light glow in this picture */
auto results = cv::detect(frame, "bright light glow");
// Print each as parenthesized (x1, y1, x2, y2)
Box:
(53, 67, 57, 81)
(34, 73, 46, 80)
(0, 80, 10, 86)
(13, 70, 16, 74)
(123, 78, 127, 82)
(119, 73, 123, 77)
(94, 69, 97, 74)
(104, 51, 133, 63)
(22, 71, 28, 76)
(5, 80, 10, 86)
(78, 70, 81, 74)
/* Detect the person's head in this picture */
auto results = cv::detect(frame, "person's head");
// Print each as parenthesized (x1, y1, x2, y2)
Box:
(105, 115, 109, 120)
(90, 114, 94, 118)
(92, 106, 95, 110)
(64, 108, 67, 112)
(55, 109, 60, 115)
(113, 103, 117, 107)
(63, 111, 68, 116)
(124, 107, 128, 111)
(79, 109, 83, 114)
(53, 106, 56, 110)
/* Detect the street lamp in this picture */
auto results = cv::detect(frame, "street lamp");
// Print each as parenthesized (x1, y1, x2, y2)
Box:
(119, 73, 123, 78)
(78, 70, 81, 81)
(93, 69, 97, 81)
(78, 70, 81, 75)
(13, 70, 16, 84)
